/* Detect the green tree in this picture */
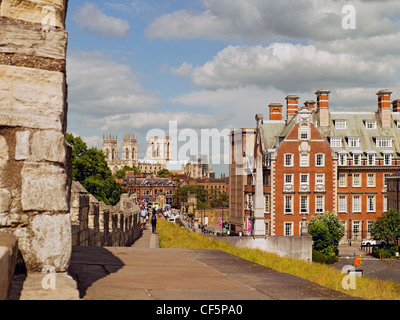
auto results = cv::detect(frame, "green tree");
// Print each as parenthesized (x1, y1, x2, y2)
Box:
(157, 168, 175, 178)
(66, 133, 126, 206)
(371, 209, 400, 244)
(308, 212, 345, 255)
(173, 185, 207, 207)
(115, 166, 138, 179)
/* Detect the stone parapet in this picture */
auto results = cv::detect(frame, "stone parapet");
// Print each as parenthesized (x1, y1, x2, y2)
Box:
(0, 233, 18, 300)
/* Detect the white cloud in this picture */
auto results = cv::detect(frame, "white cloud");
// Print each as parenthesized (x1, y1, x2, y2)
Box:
(72, 2, 130, 38)
(172, 43, 396, 93)
(67, 51, 162, 117)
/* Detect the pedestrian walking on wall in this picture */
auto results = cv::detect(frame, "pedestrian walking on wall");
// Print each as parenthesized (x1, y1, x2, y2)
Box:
(151, 208, 157, 234)
(140, 206, 147, 230)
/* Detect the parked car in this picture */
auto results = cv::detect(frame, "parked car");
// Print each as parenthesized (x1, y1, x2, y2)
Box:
(362, 239, 386, 247)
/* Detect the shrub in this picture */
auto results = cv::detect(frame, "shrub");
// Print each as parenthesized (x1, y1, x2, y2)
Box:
(312, 249, 338, 265)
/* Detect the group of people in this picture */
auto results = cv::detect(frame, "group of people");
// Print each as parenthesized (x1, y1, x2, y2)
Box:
(139, 201, 158, 234)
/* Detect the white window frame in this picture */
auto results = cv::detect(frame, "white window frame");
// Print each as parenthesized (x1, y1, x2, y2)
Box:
(339, 154, 347, 166)
(264, 195, 269, 213)
(367, 195, 375, 212)
(315, 195, 324, 213)
(315, 173, 325, 185)
(384, 154, 392, 166)
(300, 123, 308, 140)
(284, 196, 293, 215)
(339, 196, 347, 213)
(353, 196, 361, 213)
(367, 173, 375, 187)
(300, 196, 309, 214)
(384, 196, 388, 212)
(348, 138, 360, 148)
(353, 154, 361, 166)
(300, 154, 309, 167)
(330, 137, 342, 148)
(339, 174, 347, 188)
(315, 154, 325, 167)
(335, 120, 346, 129)
(353, 221, 361, 235)
(284, 222, 294, 236)
(376, 138, 392, 148)
(284, 174, 294, 185)
(365, 120, 377, 129)
(284, 154, 294, 167)
(367, 154, 375, 166)
(300, 173, 309, 185)
(353, 174, 361, 187)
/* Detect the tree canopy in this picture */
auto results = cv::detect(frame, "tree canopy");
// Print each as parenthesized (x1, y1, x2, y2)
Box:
(370, 209, 400, 244)
(66, 133, 126, 206)
(115, 166, 138, 179)
(308, 212, 345, 255)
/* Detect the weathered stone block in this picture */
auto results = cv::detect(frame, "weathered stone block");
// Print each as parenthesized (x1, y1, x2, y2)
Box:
(0, 0, 67, 29)
(0, 136, 9, 172)
(15, 131, 31, 161)
(21, 162, 68, 212)
(0, 189, 10, 213)
(31, 130, 66, 164)
(0, 65, 66, 131)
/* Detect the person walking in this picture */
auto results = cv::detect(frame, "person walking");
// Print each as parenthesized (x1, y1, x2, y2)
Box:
(140, 205, 147, 230)
(151, 208, 158, 234)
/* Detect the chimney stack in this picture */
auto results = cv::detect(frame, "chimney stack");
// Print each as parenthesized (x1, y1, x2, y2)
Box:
(393, 99, 400, 113)
(377, 89, 392, 127)
(286, 95, 299, 124)
(316, 89, 331, 127)
(269, 103, 283, 121)
(304, 100, 316, 112)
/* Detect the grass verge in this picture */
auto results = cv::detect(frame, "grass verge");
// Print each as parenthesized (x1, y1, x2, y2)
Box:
(157, 219, 400, 300)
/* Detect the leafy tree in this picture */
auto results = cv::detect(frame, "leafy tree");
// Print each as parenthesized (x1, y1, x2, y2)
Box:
(115, 166, 138, 179)
(308, 212, 345, 255)
(371, 209, 400, 244)
(66, 133, 126, 206)
(173, 185, 207, 207)
(157, 168, 175, 178)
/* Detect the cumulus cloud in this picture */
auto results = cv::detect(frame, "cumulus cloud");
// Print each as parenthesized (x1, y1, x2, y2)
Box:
(72, 2, 130, 38)
(67, 51, 162, 117)
(171, 43, 397, 93)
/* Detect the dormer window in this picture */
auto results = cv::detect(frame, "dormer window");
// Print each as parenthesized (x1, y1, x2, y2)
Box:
(376, 137, 392, 148)
(348, 138, 360, 148)
(330, 137, 342, 148)
(365, 120, 377, 129)
(335, 120, 346, 129)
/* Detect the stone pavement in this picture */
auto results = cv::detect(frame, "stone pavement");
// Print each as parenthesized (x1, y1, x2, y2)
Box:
(333, 245, 400, 283)
(66, 228, 358, 300)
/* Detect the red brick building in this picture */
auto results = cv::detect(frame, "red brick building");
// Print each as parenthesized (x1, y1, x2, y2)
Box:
(230, 89, 400, 241)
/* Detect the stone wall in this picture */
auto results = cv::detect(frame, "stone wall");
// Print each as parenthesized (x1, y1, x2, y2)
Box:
(0, 0, 71, 272)
(70, 182, 141, 247)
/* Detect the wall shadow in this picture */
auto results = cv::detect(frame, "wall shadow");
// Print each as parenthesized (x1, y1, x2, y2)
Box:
(68, 246, 125, 299)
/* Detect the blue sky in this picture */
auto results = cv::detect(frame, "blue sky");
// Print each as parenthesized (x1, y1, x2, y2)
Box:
(65, 0, 400, 176)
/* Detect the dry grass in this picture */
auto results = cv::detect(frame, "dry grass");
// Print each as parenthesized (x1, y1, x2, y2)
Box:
(157, 219, 400, 300)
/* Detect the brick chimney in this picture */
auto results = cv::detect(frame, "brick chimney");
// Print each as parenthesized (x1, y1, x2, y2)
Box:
(286, 95, 299, 124)
(392, 99, 400, 113)
(377, 89, 392, 127)
(304, 100, 316, 112)
(269, 103, 283, 121)
(316, 89, 330, 127)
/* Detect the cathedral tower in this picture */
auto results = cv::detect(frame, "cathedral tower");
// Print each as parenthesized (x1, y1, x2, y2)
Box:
(122, 133, 138, 167)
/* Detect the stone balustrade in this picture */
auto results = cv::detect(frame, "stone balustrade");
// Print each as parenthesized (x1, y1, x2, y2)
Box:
(70, 181, 141, 248)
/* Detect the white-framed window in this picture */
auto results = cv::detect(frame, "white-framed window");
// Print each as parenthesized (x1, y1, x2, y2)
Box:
(353, 221, 361, 235)
(265, 195, 269, 213)
(367, 195, 375, 212)
(376, 138, 392, 148)
(300, 174, 309, 185)
(316, 195, 324, 213)
(284, 174, 293, 185)
(330, 137, 342, 148)
(300, 154, 309, 167)
(353, 196, 361, 213)
(367, 173, 375, 187)
(365, 120, 377, 129)
(348, 138, 360, 148)
(339, 154, 347, 166)
(247, 194, 253, 210)
(300, 123, 308, 140)
(300, 196, 308, 214)
(353, 154, 361, 165)
(284, 222, 293, 236)
(367, 221, 374, 236)
(367, 154, 375, 166)
(339, 196, 347, 213)
(339, 174, 347, 187)
(284, 154, 293, 167)
(316, 154, 325, 167)
(335, 120, 346, 129)
(316, 173, 325, 185)
(384, 196, 388, 212)
(265, 222, 270, 236)
(284, 196, 293, 214)
(353, 174, 361, 187)
(384, 154, 392, 166)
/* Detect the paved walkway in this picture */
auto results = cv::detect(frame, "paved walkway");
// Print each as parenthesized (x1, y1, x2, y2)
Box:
(333, 245, 400, 283)
(66, 228, 358, 300)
